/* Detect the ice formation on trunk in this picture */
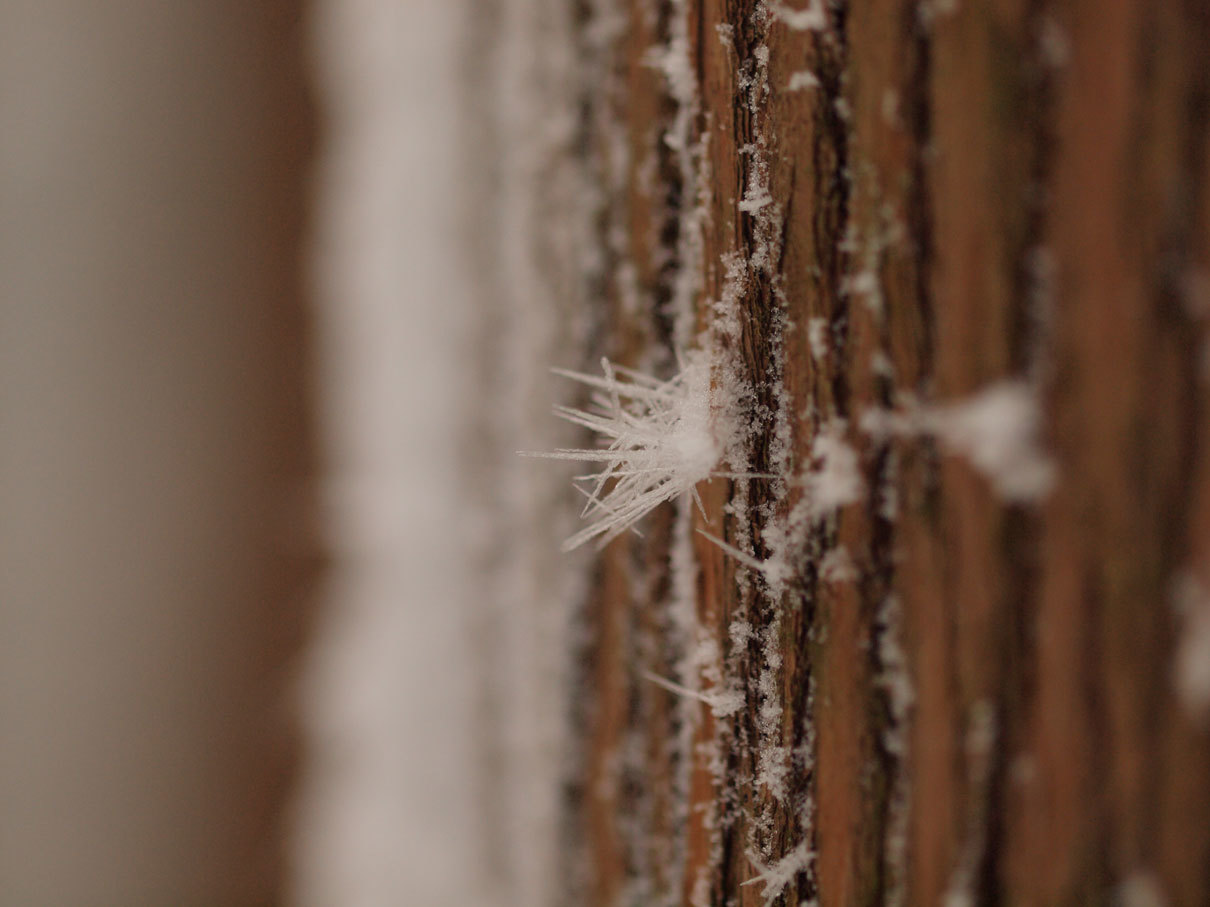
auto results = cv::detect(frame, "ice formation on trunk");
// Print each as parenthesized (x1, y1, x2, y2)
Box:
(526, 353, 758, 551)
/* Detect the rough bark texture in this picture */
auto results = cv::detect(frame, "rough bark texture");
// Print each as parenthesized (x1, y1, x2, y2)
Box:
(562, 1, 1210, 904)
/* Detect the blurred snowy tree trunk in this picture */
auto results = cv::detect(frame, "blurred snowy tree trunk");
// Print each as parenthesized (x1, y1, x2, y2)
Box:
(500, 1, 1210, 904)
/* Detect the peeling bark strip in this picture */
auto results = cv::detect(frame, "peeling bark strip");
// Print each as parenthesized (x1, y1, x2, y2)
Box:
(546, 0, 1210, 903)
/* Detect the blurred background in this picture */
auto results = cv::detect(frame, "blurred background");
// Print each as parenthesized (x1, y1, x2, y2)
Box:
(1, 1, 316, 903)
(0, 0, 579, 902)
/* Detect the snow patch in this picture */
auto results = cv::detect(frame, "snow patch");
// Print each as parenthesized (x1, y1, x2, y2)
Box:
(931, 383, 1056, 502)
(788, 70, 820, 92)
(803, 423, 864, 518)
(918, 0, 959, 28)
(862, 382, 1056, 503)
(871, 349, 895, 380)
(819, 546, 857, 584)
(1172, 571, 1210, 723)
(807, 317, 829, 361)
(1038, 15, 1070, 69)
(881, 89, 901, 127)
(1115, 872, 1168, 907)
(757, 745, 791, 801)
(770, 0, 828, 31)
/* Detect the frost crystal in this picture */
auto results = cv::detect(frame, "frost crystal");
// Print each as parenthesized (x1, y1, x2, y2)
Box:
(525, 354, 746, 551)
(743, 841, 813, 906)
(642, 670, 744, 718)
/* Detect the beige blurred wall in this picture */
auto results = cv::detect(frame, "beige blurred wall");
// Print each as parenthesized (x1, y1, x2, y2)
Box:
(0, 3, 315, 904)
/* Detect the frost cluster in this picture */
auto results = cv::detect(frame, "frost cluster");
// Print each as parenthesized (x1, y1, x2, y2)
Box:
(526, 353, 750, 550)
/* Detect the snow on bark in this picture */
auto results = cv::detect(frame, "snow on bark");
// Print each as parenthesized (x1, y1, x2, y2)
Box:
(862, 381, 1057, 504)
(1172, 571, 1210, 724)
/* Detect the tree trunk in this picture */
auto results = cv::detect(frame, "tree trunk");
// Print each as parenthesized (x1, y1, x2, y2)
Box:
(548, 1, 1210, 904)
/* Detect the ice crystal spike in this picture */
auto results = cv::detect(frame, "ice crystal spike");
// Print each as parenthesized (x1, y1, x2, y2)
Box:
(523, 355, 727, 551)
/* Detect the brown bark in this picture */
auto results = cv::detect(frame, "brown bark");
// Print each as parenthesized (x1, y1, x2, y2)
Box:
(564, 0, 1210, 904)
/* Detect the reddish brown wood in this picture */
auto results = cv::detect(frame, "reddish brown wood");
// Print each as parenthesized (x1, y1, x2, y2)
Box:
(564, 1, 1210, 903)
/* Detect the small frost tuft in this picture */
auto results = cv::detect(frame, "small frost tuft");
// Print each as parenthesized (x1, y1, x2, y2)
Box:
(643, 670, 744, 718)
(743, 841, 813, 906)
(694, 423, 861, 589)
(524, 353, 751, 551)
(871, 350, 895, 380)
(882, 89, 902, 127)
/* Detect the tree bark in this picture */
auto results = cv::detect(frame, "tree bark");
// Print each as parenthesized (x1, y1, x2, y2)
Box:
(559, 1, 1210, 904)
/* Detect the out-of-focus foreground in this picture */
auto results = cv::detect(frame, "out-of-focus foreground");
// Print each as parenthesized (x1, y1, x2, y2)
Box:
(1, 2, 313, 903)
